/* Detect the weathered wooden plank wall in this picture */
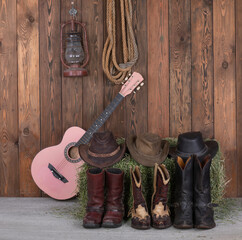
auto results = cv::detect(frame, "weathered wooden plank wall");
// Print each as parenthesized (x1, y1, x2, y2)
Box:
(0, 0, 19, 196)
(236, 0, 242, 196)
(0, 0, 241, 197)
(17, 0, 40, 197)
(213, 0, 236, 196)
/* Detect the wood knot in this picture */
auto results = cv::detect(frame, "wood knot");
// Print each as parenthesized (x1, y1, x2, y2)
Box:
(23, 128, 30, 135)
(180, 36, 184, 42)
(222, 61, 228, 69)
(205, 0, 212, 5)
(28, 16, 35, 23)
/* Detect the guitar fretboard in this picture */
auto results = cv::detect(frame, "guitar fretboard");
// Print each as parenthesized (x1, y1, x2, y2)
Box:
(75, 93, 124, 147)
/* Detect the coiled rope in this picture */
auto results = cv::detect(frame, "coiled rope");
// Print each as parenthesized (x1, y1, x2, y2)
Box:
(102, 0, 138, 84)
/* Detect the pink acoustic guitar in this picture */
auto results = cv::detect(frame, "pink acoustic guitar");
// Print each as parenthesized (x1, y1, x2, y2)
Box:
(31, 72, 144, 200)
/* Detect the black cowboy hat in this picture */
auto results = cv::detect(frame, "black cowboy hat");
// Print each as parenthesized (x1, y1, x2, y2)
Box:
(169, 132, 218, 160)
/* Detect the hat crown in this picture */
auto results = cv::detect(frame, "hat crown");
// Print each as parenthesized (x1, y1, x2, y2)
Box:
(89, 131, 118, 154)
(135, 133, 162, 156)
(177, 132, 206, 153)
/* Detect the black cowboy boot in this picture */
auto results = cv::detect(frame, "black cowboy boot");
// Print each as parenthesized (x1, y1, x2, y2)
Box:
(173, 156, 194, 229)
(194, 155, 216, 229)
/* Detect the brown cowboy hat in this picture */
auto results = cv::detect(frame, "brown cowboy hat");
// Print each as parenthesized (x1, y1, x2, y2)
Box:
(79, 131, 126, 168)
(126, 133, 170, 167)
(169, 131, 218, 160)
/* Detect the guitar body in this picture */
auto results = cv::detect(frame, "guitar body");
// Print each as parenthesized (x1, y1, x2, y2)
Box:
(31, 126, 85, 200)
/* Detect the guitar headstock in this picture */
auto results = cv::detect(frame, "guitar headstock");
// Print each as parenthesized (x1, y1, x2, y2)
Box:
(119, 72, 144, 97)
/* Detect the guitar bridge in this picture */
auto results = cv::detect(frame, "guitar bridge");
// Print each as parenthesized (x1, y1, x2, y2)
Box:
(48, 163, 68, 183)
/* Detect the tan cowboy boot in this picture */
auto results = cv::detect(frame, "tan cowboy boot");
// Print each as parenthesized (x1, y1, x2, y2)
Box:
(151, 163, 172, 229)
(130, 166, 150, 230)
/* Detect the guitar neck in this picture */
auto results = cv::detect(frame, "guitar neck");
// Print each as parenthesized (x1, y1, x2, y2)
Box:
(75, 93, 124, 146)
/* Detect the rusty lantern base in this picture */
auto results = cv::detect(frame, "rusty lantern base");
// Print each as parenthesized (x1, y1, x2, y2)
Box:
(64, 67, 88, 77)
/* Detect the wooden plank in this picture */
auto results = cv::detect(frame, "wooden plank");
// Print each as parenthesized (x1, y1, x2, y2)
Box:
(40, 0, 62, 149)
(125, 0, 148, 137)
(17, 0, 41, 196)
(191, 0, 214, 139)
(0, 0, 19, 196)
(169, 0, 191, 137)
(236, 0, 242, 197)
(147, 0, 169, 137)
(213, 0, 236, 197)
(39, 0, 62, 197)
(61, 1, 83, 132)
(104, 0, 125, 138)
(81, 0, 104, 131)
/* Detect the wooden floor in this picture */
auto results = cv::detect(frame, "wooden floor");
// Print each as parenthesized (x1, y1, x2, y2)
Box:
(0, 198, 242, 240)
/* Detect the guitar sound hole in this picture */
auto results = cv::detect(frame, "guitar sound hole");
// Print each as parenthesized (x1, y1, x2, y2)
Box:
(68, 146, 80, 160)
(64, 142, 82, 163)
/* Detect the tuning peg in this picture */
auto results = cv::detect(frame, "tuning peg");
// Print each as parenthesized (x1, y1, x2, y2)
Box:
(129, 73, 132, 76)
(140, 82, 144, 86)
(133, 91, 136, 94)
(136, 86, 141, 91)
(125, 77, 128, 81)
(121, 82, 124, 85)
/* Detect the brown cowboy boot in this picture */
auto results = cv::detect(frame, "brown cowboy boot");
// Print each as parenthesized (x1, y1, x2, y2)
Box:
(83, 168, 105, 228)
(194, 155, 216, 229)
(130, 166, 150, 230)
(102, 168, 124, 228)
(151, 163, 172, 229)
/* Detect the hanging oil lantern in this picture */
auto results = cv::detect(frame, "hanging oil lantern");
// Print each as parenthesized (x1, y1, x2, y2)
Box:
(61, 2, 89, 77)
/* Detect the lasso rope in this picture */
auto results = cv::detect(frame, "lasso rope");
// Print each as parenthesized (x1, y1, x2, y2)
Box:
(102, 0, 138, 84)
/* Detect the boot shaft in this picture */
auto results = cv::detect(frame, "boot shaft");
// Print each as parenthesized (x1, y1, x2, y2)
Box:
(105, 168, 124, 208)
(175, 156, 194, 200)
(130, 166, 147, 209)
(193, 155, 212, 195)
(86, 168, 105, 207)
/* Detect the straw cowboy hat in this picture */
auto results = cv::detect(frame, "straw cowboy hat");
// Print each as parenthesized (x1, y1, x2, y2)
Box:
(79, 131, 126, 168)
(169, 131, 218, 160)
(127, 133, 170, 167)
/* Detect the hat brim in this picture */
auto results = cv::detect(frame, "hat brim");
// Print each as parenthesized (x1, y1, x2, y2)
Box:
(168, 140, 219, 160)
(79, 143, 126, 168)
(126, 136, 170, 167)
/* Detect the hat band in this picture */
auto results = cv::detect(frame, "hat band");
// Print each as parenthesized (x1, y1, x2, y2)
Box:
(176, 145, 208, 158)
(88, 146, 120, 158)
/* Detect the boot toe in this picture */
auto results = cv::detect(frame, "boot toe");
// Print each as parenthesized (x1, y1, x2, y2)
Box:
(102, 211, 123, 228)
(152, 215, 172, 229)
(83, 212, 103, 228)
(195, 221, 216, 229)
(173, 220, 193, 229)
(131, 216, 151, 230)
